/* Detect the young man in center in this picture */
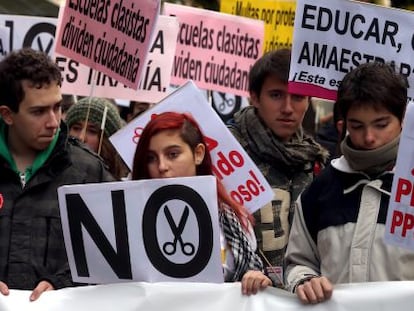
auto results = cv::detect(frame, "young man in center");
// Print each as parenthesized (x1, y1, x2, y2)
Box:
(227, 49, 328, 286)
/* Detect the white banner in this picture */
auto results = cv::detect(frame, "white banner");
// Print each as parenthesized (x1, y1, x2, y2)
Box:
(110, 81, 274, 212)
(57, 176, 223, 284)
(289, 0, 414, 101)
(1, 281, 414, 311)
(384, 102, 414, 249)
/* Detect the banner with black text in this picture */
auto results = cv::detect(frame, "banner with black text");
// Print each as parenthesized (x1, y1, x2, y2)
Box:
(289, 0, 414, 101)
(57, 176, 223, 284)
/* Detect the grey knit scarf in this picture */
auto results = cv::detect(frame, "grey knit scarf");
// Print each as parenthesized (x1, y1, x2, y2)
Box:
(234, 106, 328, 168)
(340, 134, 400, 176)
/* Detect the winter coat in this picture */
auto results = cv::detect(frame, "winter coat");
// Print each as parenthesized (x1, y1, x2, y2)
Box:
(285, 156, 414, 292)
(0, 123, 114, 290)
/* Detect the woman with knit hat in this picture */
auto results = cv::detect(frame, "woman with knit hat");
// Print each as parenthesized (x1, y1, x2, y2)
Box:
(65, 97, 129, 180)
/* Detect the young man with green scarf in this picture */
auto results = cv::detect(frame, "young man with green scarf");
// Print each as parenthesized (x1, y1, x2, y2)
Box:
(0, 48, 114, 301)
(285, 61, 410, 304)
(227, 49, 328, 287)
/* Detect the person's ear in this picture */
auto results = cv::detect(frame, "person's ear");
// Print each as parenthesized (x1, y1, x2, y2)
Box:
(0, 106, 14, 125)
(194, 143, 206, 165)
(336, 120, 344, 138)
(249, 92, 260, 108)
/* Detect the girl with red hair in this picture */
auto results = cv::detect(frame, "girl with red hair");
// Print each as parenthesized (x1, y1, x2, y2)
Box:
(132, 112, 271, 295)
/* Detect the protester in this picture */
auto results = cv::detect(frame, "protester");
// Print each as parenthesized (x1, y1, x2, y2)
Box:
(127, 101, 152, 122)
(131, 112, 272, 295)
(227, 49, 328, 286)
(0, 48, 114, 301)
(65, 97, 130, 180)
(301, 101, 317, 137)
(285, 61, 410, 304)
(60, 94, 76, 121)
(315, 100, 345, 162)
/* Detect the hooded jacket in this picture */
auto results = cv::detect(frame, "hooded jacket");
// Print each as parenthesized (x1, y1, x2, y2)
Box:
(285, 156, 414, 292)
(0, 121, 114, 290)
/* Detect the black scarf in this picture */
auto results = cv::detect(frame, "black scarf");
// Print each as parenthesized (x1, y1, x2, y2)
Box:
(219, 204, 263, 281)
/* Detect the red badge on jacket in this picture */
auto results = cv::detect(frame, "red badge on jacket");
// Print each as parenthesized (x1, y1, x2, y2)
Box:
(0, 194, 3, 210)
(313, 162, 322, 176)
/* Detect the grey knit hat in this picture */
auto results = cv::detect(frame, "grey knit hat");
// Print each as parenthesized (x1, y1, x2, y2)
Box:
(65, 97, 123, 137)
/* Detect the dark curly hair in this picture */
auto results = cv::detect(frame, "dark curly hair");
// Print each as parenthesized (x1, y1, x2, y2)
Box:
(0, 48, 62, 112)
(336, 61, 408, 122)
(248, 48, 291, 97)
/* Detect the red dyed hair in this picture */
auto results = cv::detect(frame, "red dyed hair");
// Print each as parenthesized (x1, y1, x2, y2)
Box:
(131, 111, 253, 229)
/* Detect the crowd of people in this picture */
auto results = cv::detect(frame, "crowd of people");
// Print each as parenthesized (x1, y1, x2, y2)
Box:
(0, 46, 410, 304)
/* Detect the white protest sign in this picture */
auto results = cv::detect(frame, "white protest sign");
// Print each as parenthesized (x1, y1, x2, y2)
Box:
(110, 81, 273, 212)
(384, 102, 414, 249)
(0, 14, 54, 54)
(58, 176, 223, 284)
(55, 0, 160, 89)
(289, 0, 414, 101)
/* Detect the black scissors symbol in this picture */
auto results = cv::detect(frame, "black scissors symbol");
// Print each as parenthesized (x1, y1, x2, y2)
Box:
(162, 205, 195, 256)
(217, 92, 235, 112)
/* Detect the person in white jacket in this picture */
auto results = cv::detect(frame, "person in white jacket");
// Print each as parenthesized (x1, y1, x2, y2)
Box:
(284, 61, 410, 304)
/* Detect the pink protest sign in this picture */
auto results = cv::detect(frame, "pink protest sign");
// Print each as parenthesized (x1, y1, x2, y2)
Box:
(163, 3, 264, 97)
(55, 0, 160, 90)
(57, 15, 178, 103)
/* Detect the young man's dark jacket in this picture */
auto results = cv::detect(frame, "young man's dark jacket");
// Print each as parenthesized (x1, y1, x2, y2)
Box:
(0, 121, 114, 290)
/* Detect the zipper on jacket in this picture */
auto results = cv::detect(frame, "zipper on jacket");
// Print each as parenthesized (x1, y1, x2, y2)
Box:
(19, 172, 26, 187)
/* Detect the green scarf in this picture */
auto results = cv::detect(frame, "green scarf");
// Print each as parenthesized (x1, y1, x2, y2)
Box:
(0, 120, 60, 183)
(340, 134, 400, 176)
